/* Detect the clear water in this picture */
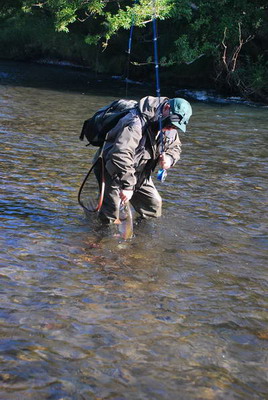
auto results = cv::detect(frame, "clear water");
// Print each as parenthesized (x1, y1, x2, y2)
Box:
(0, 61, 268, 400)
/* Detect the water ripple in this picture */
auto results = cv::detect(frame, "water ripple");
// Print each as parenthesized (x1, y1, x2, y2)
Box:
(0, 62, 268, 399)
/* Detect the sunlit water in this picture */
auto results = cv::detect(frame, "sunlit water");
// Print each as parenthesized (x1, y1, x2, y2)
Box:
(0, 61, 268, 400)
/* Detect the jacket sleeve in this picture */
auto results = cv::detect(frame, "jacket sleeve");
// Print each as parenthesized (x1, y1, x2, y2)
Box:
(164, 130, 182, 166)
(105, 115, 143, 190)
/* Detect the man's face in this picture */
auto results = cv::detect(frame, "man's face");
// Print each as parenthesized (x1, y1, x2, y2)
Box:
(162, 104, 170, 119)
(162, 104, 180, 131)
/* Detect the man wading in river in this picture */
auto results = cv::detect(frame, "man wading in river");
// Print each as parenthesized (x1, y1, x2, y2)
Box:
(94, 96, 192, 223)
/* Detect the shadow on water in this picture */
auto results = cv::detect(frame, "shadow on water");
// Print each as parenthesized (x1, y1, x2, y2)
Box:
(0, 59, 151, 99)
(0, 60, 268, 400)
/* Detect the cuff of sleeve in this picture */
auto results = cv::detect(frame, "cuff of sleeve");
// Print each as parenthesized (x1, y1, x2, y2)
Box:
(165, 154, 175, 166)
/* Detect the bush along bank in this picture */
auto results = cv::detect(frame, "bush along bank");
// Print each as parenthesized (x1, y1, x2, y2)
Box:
(0, 4, 267, 104)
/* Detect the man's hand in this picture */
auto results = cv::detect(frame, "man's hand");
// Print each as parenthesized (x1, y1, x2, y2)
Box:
(120, 189, 133, 204)
(159, 153, 172, 170)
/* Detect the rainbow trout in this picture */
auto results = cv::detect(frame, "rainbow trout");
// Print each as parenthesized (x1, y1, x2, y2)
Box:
(115, 202, 133, 240)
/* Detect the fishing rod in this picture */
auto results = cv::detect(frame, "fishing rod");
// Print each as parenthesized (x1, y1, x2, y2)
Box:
(152, 0, 167, 182)
(126, 0, 166, 181)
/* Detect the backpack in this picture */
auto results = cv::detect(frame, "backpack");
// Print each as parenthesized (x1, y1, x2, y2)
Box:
(79, 99, 138, 147)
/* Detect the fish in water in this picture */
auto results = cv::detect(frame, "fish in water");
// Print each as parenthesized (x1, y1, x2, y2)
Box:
(115, 202, 133, 240)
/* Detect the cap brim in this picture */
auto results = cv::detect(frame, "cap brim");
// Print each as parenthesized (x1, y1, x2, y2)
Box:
(172, 121, 186, 132)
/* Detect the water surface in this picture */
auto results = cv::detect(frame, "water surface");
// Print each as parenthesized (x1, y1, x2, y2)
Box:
(0, 61, 268, 400)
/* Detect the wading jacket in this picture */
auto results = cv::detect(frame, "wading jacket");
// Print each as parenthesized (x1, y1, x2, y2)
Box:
(102, 96, 182, 190)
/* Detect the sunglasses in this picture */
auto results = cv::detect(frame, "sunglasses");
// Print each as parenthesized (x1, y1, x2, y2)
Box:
(162, 113, 182, 128)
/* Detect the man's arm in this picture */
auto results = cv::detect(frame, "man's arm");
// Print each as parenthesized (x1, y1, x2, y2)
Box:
(105, 116, 143, 190)
(164, 131, 182, 166)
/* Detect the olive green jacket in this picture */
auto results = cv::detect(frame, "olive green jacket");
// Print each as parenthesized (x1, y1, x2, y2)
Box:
(103, 96, 182, 190)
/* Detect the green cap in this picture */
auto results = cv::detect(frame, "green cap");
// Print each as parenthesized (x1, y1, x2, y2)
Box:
(169, 98, 192, 132)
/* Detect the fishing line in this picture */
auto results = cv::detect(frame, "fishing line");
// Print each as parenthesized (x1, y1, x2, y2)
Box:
(125, 0, 138, 98)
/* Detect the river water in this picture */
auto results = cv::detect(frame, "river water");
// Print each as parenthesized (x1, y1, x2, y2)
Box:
(0, 61, 268, 400)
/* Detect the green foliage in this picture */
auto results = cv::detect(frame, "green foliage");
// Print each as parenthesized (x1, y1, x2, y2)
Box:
(0, 12, 97, 67)
(0, 0, 267, 100)
(233, 55, 268, 98)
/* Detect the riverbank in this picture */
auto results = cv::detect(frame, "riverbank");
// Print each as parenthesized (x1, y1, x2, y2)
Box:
(1, 4, 268, 105)
(1, 58, 267, 108)
(0, 21, 266, 105)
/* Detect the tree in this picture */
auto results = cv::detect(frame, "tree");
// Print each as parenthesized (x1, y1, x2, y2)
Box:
(0, 0, 267, 100)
